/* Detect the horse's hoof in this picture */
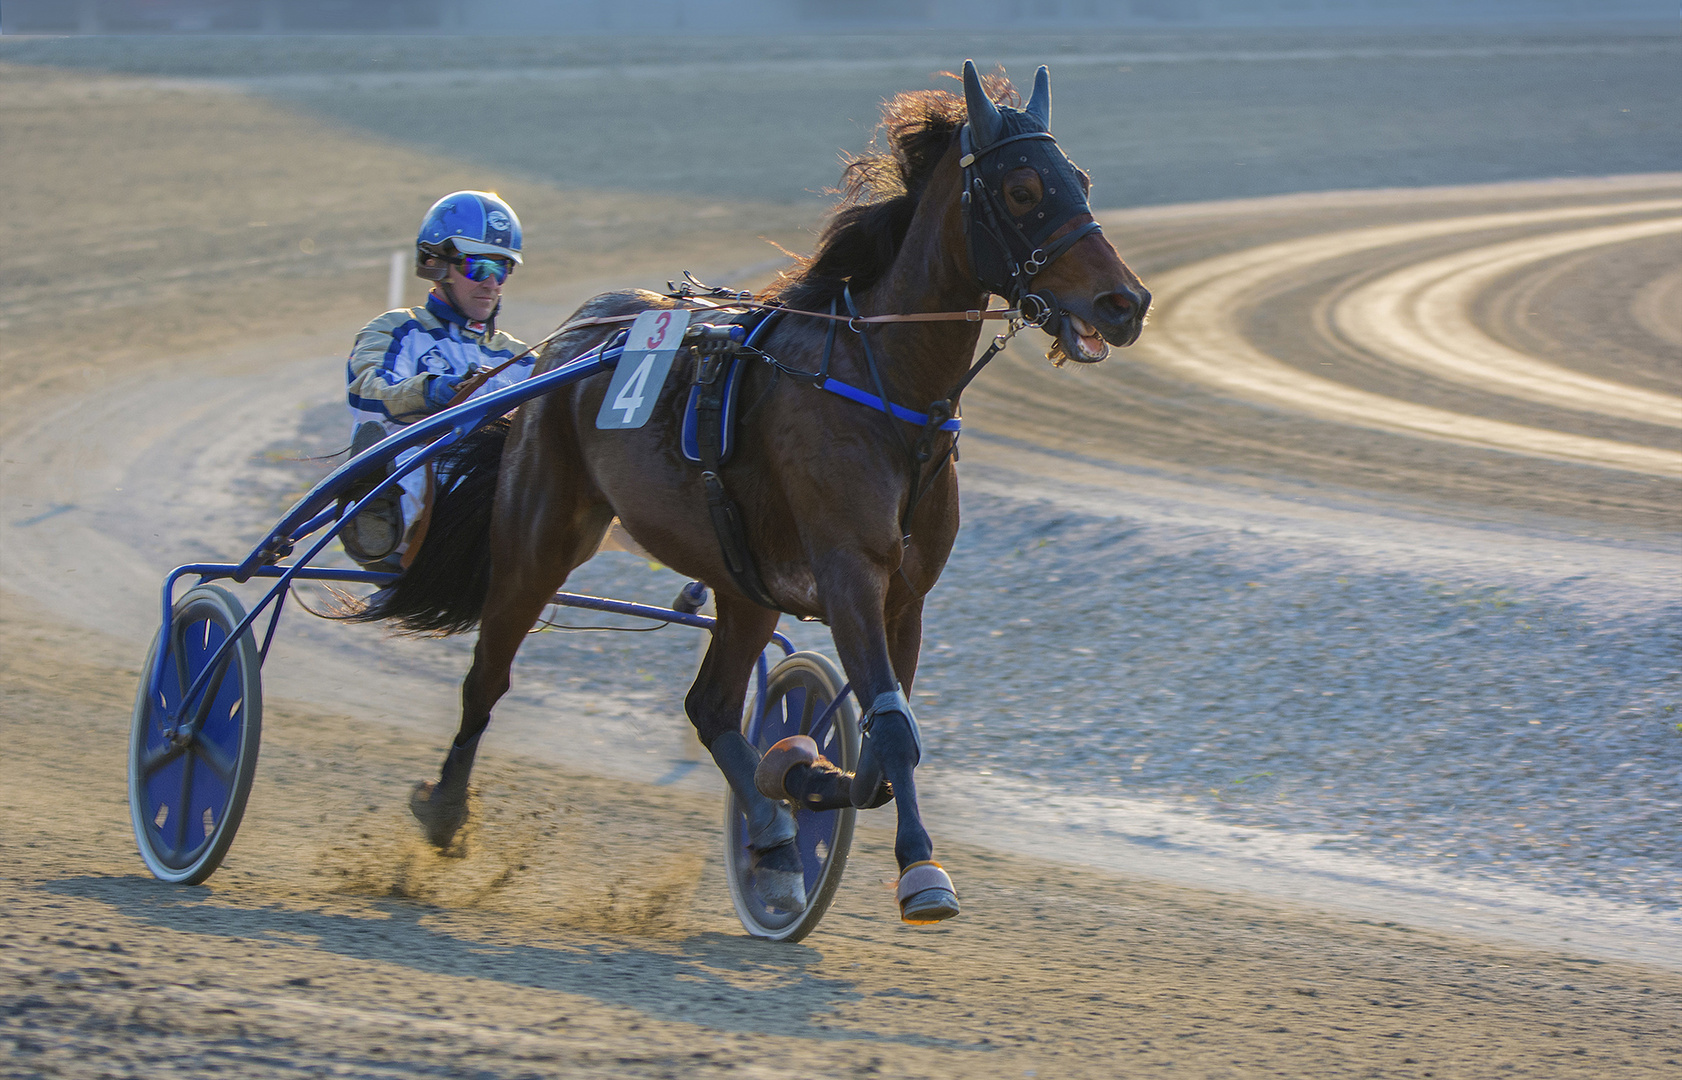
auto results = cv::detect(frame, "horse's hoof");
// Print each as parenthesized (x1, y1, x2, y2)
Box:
(409, 779, 468, 849)
(754, 735, 819, 801)
(896, 861, 960, 925)
(752, 839, 808, 912)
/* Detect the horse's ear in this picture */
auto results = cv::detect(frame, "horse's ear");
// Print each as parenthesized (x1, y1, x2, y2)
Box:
(962, 59, 1004, 148)
(1025, 65, 1051, 129)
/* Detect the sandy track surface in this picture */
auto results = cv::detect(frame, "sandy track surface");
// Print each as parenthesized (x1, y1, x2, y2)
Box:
(6, 599, 1682, 1079)
(3, 47, 1680, 1077)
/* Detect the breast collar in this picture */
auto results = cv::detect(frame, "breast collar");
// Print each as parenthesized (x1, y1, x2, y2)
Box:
(958, 123, 1104, 319)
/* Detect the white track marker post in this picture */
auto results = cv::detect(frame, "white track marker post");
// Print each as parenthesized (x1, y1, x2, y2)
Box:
(387, 250, 407, 311)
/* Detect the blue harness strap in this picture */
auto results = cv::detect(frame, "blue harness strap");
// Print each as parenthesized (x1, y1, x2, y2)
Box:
(681, 356, 746, 463)
(680, 309, 964, 462)
(680, 307, 781, 464)
(686, 309, 783, 610)
(818, 380, 963, 431)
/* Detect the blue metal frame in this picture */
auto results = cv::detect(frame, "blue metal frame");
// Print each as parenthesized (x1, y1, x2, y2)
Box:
(144, 325, 800, 749)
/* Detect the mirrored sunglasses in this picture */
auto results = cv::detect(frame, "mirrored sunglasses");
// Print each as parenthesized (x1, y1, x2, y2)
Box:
(458, 254, 513, 284)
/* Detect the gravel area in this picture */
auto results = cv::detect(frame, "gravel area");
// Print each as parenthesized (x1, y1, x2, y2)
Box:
(913, 487, 1680, 912)
(4, 32, 1679, 1072)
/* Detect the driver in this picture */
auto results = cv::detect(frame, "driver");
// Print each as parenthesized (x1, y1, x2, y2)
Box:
(341, 191, 533, 570)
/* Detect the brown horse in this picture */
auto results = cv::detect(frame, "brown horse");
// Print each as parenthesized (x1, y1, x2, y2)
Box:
(364, 61, 1148, 925)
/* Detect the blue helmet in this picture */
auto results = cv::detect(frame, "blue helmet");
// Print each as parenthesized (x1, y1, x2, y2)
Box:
(415, 191, 522, 281)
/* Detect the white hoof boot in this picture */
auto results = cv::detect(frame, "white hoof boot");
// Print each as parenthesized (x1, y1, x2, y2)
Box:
(897, 860, 960, 925)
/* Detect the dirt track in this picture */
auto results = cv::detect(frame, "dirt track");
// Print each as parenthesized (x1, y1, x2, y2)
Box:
(2, 40, 1680, 1079)
(7, 594, 1682, 1078)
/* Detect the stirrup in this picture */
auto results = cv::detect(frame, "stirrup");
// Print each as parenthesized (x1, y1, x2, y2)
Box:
(342, 498, 402, 565)
(346, 420, 390, 493)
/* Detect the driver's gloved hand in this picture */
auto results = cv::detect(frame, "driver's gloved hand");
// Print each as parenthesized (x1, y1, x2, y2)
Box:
(423, 373, 465, 412)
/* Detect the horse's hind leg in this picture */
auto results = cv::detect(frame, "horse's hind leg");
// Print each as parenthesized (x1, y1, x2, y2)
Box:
(687, 593, 808, 910)
(408, 569, 572, 847)
(411, 428, 612, 848)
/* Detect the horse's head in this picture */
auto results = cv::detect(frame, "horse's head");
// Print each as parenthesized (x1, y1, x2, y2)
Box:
(960, 60, 1149, 363)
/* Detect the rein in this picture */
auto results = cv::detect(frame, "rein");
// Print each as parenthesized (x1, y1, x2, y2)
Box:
(444, 297, 1023, 410)
(445, 246, 1046, 571)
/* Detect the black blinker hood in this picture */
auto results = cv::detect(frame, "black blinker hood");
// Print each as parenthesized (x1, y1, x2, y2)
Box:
(959, 60, 1102, 310)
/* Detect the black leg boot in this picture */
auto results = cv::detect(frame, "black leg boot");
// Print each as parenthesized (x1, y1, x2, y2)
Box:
(755, 735, 893, 810)
(852, 691, 921, 810)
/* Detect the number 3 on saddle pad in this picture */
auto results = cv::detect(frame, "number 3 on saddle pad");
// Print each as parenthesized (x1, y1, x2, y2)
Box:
(596, 309, 691, 429)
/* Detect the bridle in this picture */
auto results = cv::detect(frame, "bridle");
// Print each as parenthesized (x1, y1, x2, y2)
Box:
(450, 117, 1105, 413)
(956, 123, 1104, 334)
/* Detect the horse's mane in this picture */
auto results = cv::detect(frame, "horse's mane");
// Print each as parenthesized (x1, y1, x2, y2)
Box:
(771, 72, 1018, 310)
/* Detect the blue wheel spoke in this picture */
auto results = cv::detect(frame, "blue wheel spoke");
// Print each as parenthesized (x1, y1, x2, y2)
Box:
(173, 749, 196, 854)
(139, 742, 187, 779)
(169, 630, 191, 706)
(192, 733, 236, 786)
(185, 652, 235, 735)
(799, 682, 818, 734)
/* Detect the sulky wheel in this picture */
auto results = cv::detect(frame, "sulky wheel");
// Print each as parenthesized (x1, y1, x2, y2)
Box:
(725, 650, 858, 942)
(128, 584, 263, 885)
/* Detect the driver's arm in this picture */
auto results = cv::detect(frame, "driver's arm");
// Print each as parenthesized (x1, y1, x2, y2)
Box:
(346, 312, 438, 424)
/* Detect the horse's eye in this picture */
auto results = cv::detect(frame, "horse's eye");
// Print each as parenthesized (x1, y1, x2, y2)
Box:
(1001, 166, 1044, 213)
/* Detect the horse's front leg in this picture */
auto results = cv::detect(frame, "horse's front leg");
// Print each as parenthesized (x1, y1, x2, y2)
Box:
(884, 582, 925, 693)
(687, 593, 808, 910)
(817, 553, 959, 924)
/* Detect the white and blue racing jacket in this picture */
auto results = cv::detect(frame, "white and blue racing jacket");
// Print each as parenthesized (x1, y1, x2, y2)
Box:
(345, 294, 531, 542)
(346, 292, 531, 430)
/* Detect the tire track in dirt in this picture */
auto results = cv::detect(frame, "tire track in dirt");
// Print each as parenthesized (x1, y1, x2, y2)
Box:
(965, 175, 1682, 529)
(1119, 192, 1681, 473)
(1327, 215, 1682, 426)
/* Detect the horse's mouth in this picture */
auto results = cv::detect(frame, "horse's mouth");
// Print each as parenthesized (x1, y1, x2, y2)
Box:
(1058, 313, 1110, 364)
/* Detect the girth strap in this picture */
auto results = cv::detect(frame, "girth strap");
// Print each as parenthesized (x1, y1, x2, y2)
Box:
(693, 318, 782, 612)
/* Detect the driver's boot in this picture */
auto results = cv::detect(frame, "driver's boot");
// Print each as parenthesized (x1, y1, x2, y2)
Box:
(340, 421, 404, 571)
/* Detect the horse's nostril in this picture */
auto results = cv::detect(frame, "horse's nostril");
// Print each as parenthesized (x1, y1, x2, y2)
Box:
(1096, 288, 1140, 323)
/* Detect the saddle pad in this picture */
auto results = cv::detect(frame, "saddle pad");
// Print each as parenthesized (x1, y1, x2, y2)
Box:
(681, 354, 747, 465)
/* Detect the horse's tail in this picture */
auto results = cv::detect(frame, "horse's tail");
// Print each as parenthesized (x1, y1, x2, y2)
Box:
(341, 417, 509, 636)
